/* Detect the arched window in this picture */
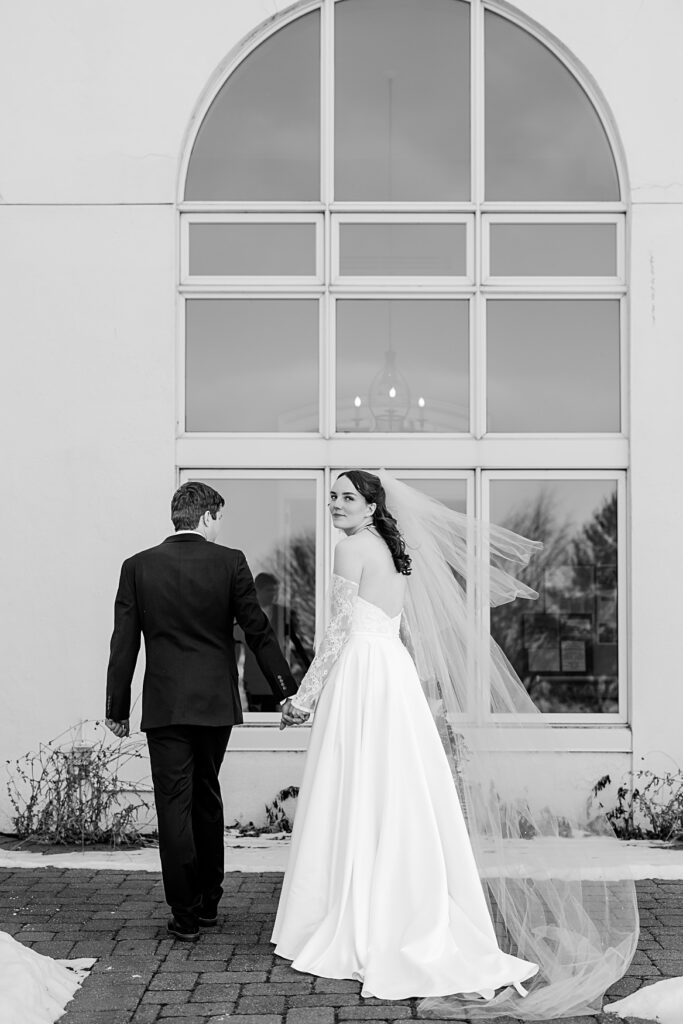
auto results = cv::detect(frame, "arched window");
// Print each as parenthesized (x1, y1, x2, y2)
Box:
(178, 0, 628, 727)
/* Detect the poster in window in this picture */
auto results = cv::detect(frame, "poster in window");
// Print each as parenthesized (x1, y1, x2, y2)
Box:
(561, 640, 586, 673)
(523, 613, 560, 672)
(559, 613, 592, 674)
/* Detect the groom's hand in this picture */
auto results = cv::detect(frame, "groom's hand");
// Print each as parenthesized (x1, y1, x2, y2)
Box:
(279, 699, 310, 730)
(105, 718, 130, 739)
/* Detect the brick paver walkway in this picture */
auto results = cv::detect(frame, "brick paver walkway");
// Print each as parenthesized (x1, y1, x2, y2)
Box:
(0, 868, 679, 1024)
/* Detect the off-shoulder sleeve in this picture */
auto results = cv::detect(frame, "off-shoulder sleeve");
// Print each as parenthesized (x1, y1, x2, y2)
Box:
(290, 573, 358, 713)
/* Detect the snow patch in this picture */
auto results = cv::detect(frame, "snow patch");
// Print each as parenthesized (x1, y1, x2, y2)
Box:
(605, 976, 683, 1023)
(1, 835, 683, 878)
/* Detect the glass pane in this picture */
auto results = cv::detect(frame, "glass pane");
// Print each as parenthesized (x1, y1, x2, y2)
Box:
(336, 300, 469, 433)
(485, 11, 619, 200)
(192, 476, 317, 706)
(487, 300, 620, 432)
(340, 223, 466, 276)
(186, 300, 318, 432)
(489, 478, 619, 714)
(189, 223, 317, 277)
(185, 11, 320, 200)
(398, 477, 468, 515)
(335, 0, 470, 200)
(490, 223, 617, 277)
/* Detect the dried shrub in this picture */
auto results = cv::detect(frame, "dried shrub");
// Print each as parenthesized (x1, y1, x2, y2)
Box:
(592, 769, 683, 843)
(6, 721, 154, 847)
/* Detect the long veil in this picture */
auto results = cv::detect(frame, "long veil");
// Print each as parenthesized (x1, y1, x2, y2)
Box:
(377, 471, 638, 1020)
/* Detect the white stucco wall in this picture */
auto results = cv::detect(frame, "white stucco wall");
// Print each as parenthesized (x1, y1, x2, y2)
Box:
(0, 204, 176, 829)
(1, 0, 682, 831)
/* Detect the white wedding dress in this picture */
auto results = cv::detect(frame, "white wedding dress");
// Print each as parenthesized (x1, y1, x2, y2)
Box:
(0, 930, 94, 1024)
(271, 574, 538, 1001)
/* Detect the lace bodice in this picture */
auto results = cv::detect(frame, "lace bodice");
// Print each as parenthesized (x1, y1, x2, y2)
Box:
(290, 574, 403, 713)
(351, 595, 402, 638)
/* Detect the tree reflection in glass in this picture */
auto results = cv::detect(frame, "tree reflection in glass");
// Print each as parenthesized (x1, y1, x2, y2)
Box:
(490, 479, 619, 714)
(191, 477, 317, 701)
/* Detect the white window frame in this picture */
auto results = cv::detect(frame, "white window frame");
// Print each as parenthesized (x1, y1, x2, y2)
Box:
(331, 213, 474, 289)
(175, 0, 631, 744)
(179, 292, 326, 439)
(481, 293, 628, 441)
(179, 213, 325, 290)
(480, 470, 628, 726)
(330, 292, 474, 438)
(481, 213, 626, 290)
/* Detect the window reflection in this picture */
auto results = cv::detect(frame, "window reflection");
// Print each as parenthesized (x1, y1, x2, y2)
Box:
(336, 300, 469, 433)
(189, 223, 317, 277)
(397, 477, 468, 515)
(335, 0, 470, 200)
(485, 11, 619, 200)
(339, 223, 467, 277)
(489, 223, 617, 278)
(185, 11, 320, 200)
(487, 300, 620, 433)
(190, 476, 317, 710)
(185, 299, 319, 432)
(490, 478, 619, 714)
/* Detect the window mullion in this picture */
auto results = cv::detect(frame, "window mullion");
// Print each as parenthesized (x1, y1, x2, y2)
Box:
(472, 0, 485, 440)
(475, 466, 489, 724)
(471, 0, 485, 208)
(321, 0, 334, 205)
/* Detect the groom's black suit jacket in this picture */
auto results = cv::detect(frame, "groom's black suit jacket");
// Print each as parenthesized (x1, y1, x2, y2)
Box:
(106, 534, 298, 730)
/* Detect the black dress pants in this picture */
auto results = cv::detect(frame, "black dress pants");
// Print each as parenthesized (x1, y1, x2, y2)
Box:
(146, 724, 232, 923)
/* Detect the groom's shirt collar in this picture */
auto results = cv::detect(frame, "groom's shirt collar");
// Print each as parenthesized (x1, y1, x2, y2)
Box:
(163, 531, 207, 543)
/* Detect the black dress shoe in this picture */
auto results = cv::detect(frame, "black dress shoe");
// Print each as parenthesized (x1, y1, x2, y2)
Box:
(197, 901, 218, 927)
(167, 915, 200, 941)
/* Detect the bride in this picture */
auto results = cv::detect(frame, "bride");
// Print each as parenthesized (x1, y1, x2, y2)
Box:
(272, 469, 638, 1018)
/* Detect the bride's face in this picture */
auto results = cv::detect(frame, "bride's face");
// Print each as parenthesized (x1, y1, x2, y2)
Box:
(329, 476, 375, 534)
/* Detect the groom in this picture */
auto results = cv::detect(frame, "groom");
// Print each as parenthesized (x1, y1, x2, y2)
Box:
(105, 481, 306, 940)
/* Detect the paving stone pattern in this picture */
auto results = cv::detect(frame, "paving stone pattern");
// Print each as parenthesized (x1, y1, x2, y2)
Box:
(0, 869, 679, 1024)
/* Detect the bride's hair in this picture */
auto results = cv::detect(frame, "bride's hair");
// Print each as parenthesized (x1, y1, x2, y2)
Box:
(336, 470, 412, 576)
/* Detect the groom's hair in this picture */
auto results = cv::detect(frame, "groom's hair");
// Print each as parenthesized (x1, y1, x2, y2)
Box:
(171, 482, 225, 531)
(255, 572, 279, 589)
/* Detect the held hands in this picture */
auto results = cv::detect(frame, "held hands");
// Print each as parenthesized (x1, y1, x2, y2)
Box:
(105, 718, 130, 739)
(280, 698, 310, 730)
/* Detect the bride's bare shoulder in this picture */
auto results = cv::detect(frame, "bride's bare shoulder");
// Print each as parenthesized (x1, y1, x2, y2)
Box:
(337, 530, 380, 559)
(333, 534, 365, 582)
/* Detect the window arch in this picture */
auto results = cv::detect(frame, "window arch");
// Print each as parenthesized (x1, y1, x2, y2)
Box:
(180, 0, 626, 439)
(178, 0, 629, 724)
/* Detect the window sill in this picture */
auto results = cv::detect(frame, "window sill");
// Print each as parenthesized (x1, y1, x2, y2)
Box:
(232, 720, 631, 753)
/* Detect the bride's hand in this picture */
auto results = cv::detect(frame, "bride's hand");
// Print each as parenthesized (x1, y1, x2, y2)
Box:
(280, 698, 310, 730)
